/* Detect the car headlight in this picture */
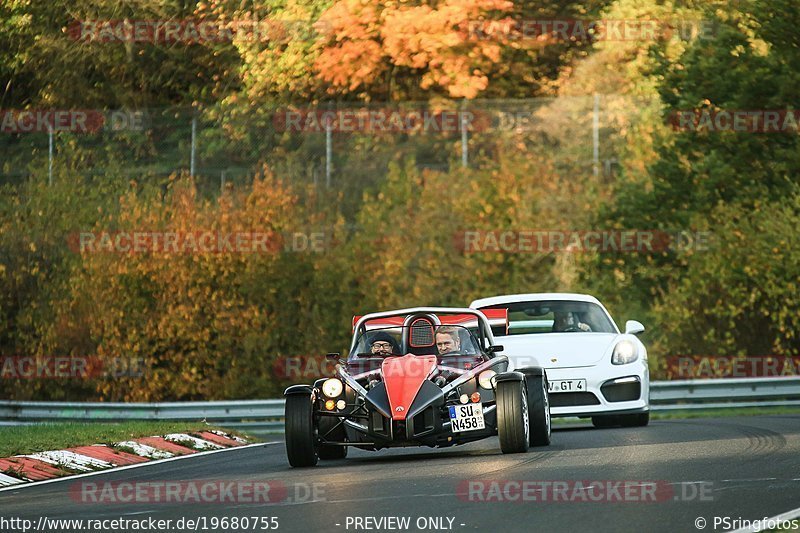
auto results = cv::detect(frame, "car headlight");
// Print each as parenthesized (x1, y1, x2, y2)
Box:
(478, 370, 496, 390)
(321, 378, 344, 398)
(612, 340, 638, 365)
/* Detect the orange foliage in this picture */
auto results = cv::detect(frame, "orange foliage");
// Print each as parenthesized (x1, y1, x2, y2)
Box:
(315, 0, 513, 98)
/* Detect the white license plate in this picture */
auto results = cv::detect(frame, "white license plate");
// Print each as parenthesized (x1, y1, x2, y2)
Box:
(449, 403, 485, 432)
(548, 379, 587, 393)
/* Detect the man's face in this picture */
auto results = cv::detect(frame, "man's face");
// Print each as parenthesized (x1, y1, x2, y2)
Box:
(435, 332, 459, 354)
(371, 340, 393, 355)
(554, 312, 574, 330)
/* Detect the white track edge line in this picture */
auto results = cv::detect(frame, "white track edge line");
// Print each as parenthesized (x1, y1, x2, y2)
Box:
(0, 442, 280, 494)
(728, 505, 800, 533)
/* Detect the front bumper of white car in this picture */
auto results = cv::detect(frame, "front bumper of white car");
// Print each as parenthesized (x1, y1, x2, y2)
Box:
(543, 364, 649, 417)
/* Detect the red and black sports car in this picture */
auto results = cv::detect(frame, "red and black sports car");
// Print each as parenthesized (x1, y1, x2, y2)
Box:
(284, 307, 551, 467)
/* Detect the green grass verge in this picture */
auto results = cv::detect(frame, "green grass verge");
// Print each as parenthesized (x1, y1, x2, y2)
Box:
(0, 421, 254, 458)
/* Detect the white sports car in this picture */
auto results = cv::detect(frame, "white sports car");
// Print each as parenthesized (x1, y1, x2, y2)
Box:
(469, 293, 649, 428)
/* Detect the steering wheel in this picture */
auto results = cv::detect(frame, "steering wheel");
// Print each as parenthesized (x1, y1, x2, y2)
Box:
(561, 326, 581, 332)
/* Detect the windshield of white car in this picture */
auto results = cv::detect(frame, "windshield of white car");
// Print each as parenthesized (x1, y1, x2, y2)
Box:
(349, 325, 483, 360)
(479, 301, 616, 334)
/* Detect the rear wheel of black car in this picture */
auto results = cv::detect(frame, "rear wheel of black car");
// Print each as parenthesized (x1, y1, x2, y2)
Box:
(526, 375, 551, 447)
(317, 416, 348, 460)
(285, 394, 319, 467)
(497, 380, 530, 454)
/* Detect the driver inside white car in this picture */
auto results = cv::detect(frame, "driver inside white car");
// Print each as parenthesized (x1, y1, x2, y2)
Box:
(553, 310, 592, 332)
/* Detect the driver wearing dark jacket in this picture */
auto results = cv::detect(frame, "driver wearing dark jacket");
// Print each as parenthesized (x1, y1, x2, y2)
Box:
(369, 331, 401, 356)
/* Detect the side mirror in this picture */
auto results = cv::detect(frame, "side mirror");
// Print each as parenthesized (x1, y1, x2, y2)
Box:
(326, 352, 342, 362)
(487, 345, 504, 354)
(624, 320, 645, 335)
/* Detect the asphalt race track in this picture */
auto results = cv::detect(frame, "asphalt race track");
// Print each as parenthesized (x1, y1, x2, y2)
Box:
(2, 415, 799, 533)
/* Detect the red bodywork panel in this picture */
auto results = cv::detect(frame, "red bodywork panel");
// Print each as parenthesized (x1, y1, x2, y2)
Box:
(381, 354, 437, 421)
(353, 309, 508, 333)
(352, 315, 405, 330)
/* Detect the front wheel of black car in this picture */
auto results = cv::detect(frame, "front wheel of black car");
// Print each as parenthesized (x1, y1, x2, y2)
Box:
(285, 394, 319, 467)
(526, 374, 551, 447)
(497, 380, 530, 454)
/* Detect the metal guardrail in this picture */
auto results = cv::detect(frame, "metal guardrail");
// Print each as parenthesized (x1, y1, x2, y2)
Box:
(0, 399, 286, 433)
(1, 378, 799, 431)
(649, 377, 800, 411)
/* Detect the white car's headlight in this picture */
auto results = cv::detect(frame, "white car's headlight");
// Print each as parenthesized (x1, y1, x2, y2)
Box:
(612, 340, 638, 365)
(478, 370, 496, 390)
(322, 378, 344, 398)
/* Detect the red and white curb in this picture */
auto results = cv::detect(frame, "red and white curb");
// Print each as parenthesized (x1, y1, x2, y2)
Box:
(113, 441, 173, 460)
(0, 430, 248, 487)
(0, 472, 24, 486)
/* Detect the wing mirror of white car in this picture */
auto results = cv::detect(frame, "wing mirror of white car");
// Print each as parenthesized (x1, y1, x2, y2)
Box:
(624, 320, 645, 335)
(487, 345, 504, 354)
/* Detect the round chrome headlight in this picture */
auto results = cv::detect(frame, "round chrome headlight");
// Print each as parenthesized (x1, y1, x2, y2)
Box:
(322, 378, 344, 398)
(478, 370, 497, 390)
